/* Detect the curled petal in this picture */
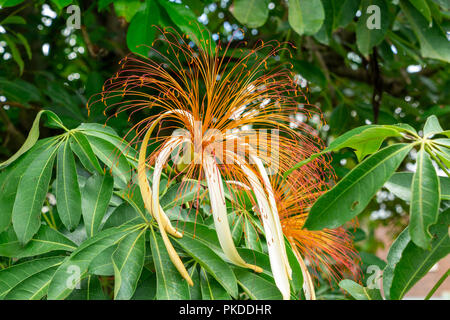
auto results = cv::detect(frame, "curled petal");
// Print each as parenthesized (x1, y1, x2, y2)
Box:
(203, 153, 262, 273)
(151, 136, 193, 286)
(250, 152, 292, 280)
(230, 152, 291, 300)
(138, 120, 181, 237)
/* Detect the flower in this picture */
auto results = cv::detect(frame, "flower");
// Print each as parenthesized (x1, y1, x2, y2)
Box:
(90, 27, 327, 299)
(271, 153, 360, 299)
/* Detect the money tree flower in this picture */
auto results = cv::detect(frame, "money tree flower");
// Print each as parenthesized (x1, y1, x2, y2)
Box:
(90, 27, 327, 299)
(271, 153, 360, 299)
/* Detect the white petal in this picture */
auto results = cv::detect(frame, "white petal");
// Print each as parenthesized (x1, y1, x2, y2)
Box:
(203, 153, 262, 273)
(151, 136, 193, 285)
(230, 152, 290, 300)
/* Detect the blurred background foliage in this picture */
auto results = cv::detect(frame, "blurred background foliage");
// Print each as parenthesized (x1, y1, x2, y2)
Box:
(0, 0, 449, 272)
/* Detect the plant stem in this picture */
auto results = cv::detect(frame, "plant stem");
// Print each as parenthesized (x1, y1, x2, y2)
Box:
(424, 269, 450, 300)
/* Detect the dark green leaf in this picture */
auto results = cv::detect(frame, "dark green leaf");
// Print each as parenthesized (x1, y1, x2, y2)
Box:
(409, 146, 440, 249)
(390, 210, 450, 299)
(56, 140, 82, 231)
(113, 229, 146, 300)
(339, 279, 383, 300)
(149, 227, 190, 300)
(288, 0, 325, 35)
(232, 0, 269, 28)
(356, 0, 389, 56)
(12, 143, 58, 244)
(82, 172, 114, 237)
(305, 143, 413, 230)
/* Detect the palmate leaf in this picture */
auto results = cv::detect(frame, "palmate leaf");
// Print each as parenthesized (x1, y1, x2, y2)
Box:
(0, 224, 76, 258)
(389, 209, 450, 300)
(67, 276, 106, 300)
(149, 227, 190, 300)
(0, 138, 56, 232)
(86, 136, 131, 188)
(305, 143, 414, 230)
(173, 233, 239, 298)
(285, 124, 415, 177)
(339, 279, 383, 300)
(385, 172, 450, 201)
(81, 172, 114, 238)
(69, 132, 103, 174)
(0, 256, 65, 300)
(56, 139, 82, 231)
(409, 146, 440, 249)
(0, 110, 65, 169)
(47, 224, 141, 300)
(113, 228, 146, 300)
(382, 227, 410, 300)
(234, 269, 283, 300)
(199, 267, 231, 300)
(12, 142, 59, 244)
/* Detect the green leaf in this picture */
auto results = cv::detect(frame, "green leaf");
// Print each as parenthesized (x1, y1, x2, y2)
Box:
(0, 110, 64, 169)
(85, 135, 131, 187)
(113, 0, 143, 22)
(82, 172, 114, 237)
(4, 264, 60, 300)
(0, 0, 26, 7)
(234, 269, 283, 300)
(149, 227, 190, 300)
(423, 115, 443, 137)
(339, 279, 383, 300)
(0, 77, 41, 106)
(12, 143, 59, 244)
(0, 256, 65, 300)
(56, 140, 82, 231)
(390, 210, 450, 299)
(409, 146, 440, 249)
(400, 0, 450, 63)
(103, 203, 141, 229)
(4, 34, 24, 74)
(131, 268, 157, 300)
(334, 0, 361, 28)
(50, 0, 72, 11)
(158, 0, 215, 53)
(305, 143, 414, 230)
(292, 60, 327, 87)
(409, 0, 432, 23)
(66, 276, 106, 300)
(0, 15, 26, 25)
(127, 0, 159, 56)
(113, 229, 146, 300)
(288, 0, 325, 35)
(356, 0, 389, 56)
(173, 233, 238, 298)
(284, 124, 411, 177)
(383, 227, 410, 300)
(244, 217, 263, 252)
(0, 138, 56, 232)
(232, 0, 269, 28)
(69, 132, 103, 174)
(199, 267, 231, 300)
(47, 225, 138, 300)
(160, 181, 199, 210)
(89, 246, 115, 276)
(0, 224, 76, 258)
(385, 172, 450, 201)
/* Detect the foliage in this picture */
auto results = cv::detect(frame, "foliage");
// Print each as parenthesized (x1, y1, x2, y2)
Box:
(0, 0, 449, 300)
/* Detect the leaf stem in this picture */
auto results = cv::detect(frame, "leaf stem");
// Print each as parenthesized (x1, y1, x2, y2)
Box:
(424, 269, 450, 300)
